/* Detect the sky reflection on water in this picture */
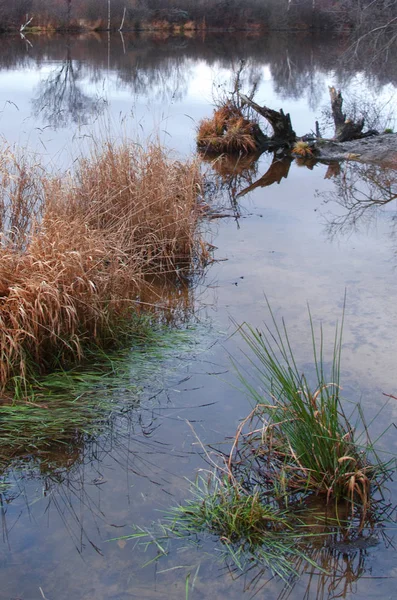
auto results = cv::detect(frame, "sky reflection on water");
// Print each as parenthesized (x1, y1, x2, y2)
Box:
(0, 31, 397, 600)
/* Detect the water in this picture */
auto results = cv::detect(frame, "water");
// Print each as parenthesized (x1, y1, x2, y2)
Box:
(0, 31, 397, 600)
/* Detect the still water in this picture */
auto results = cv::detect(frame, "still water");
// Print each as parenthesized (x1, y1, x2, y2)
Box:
(1, 31, 397, 599)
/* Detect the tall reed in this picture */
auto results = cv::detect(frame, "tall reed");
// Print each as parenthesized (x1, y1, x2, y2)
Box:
(0, 139, 205, 390)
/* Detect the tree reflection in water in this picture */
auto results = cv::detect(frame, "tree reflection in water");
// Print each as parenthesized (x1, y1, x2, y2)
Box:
(203, 149, 397, 266)
(321, 161, 397, 241)
(32, 42, 105, 129)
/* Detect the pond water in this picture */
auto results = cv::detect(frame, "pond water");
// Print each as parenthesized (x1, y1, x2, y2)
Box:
(1, 31, 397, 600)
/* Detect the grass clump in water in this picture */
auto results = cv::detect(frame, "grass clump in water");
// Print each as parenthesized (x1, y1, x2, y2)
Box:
(0, 139, 207, 394)
(230, 301, 392, 516)
(121, 301, 394, 587)
(116, 473, 318, 582)
(197, 102, 259, 155)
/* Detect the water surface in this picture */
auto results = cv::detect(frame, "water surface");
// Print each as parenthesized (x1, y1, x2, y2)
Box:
(0, 31, 397, 600)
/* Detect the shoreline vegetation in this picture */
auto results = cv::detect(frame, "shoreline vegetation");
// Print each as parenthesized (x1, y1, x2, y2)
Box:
(1, 0, 396, 35)
(0, 138, 208, 398)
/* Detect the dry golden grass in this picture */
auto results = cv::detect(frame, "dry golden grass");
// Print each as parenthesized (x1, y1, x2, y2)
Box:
(0, 139, 205, 389)
(292, 140, 314, 158)
(197, 103, 258, 155)
(0, 144, 45, 249)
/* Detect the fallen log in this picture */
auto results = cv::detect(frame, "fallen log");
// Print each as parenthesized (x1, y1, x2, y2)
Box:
(239, 94, 296, 146)
(315, 133, 397, 166)
(197, 87, 397, 166)
(239, 88, 397, 165)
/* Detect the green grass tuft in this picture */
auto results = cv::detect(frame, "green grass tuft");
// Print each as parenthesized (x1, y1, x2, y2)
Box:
(230, 299, 392, 513)
(113, 473, 319, 581)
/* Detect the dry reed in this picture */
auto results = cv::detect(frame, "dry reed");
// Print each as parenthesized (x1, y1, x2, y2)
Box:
(0, 139, 205, 390)
(197, 103, 259, 155)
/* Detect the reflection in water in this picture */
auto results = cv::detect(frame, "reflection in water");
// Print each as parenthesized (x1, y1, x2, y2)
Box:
(202, 153, 260, 211)
(1, 403, 162, 555)
(0, 31, 396, 132)
(219, 496, 395, 600)
(204, 152, 397, 263)
(203, 153, 295, 210)
(1, 30, 397, 600)
(32, 42, 105, 129)
(321, 162, 397, 240)
(278, 500, 394, 600)
(0, 317, 212, 557)
(237, 154, 293, 198)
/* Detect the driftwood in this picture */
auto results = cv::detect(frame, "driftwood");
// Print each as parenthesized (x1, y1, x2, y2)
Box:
(240, 93, 296, 148)
(328, 87, 365, 142)
(237, 89, 397, 166)
(315, 134, 397, 166)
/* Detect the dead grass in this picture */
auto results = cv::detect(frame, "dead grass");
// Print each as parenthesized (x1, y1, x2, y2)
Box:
(0, 139, 205, 390)
(197, 102, 258, 155)
(292, 140, 314, 158)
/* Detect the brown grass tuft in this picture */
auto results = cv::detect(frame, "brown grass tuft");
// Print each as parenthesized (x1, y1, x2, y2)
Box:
(292, 140, 314, 158)
(197, 103, 258, 155)
(0, 139, 205, 389)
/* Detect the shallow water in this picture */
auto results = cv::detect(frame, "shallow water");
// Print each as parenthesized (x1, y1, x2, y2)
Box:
(0, 31, 397, 600)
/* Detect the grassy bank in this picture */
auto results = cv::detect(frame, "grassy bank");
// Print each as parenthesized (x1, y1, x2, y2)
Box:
(0, 139, 206, 394)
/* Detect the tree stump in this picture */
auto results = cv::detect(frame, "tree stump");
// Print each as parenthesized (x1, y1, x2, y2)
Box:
(239, 94, 296, 146)
(329, 87, 365, 142)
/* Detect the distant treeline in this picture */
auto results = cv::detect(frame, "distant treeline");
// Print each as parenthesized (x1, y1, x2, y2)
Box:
(0, 0, 395, 33)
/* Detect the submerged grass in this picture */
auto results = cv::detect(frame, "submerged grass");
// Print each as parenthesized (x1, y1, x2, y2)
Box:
(0, 322, 205, 466)
(114, 473, 319, 582)
(0, 138, 207, 393)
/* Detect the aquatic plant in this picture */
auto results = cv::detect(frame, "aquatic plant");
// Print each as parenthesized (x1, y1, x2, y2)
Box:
(114, 472, 319, 582)
(119, 301, 395, 591)
(230, 301, 391, 514)
(0, 323, 204, 466)
(0, 139, 207, 392)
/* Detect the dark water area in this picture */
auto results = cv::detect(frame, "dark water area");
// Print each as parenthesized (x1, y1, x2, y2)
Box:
(1, 31, 397, 599)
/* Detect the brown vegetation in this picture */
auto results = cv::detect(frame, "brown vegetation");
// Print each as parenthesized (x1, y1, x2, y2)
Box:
(0, 140, 205, 390)
(197, 103, 259, 154)
(292, 140, 314, 157)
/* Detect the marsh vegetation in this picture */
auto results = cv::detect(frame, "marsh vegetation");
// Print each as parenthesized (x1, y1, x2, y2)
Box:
(1, 28, 397, 600)
(122, 303, 395, 591)
(0, 139, 207, 395)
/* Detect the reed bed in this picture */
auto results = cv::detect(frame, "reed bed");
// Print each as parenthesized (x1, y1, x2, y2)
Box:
(0, 139, 205, 391)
